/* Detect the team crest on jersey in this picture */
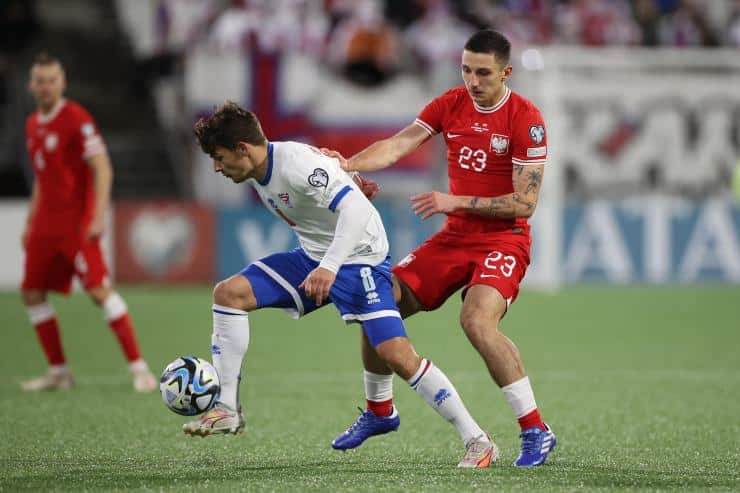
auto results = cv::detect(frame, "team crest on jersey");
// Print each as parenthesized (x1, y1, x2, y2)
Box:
(490, 134, 510, 155)
(529, 125, 545, 144)
(277, 193, 293, 208)
(308, 168, 329, 188)
(45, 133, 58, 151)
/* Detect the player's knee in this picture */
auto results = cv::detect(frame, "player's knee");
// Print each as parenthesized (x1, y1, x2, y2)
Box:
(87, 286, 112, 305)
(21, 290, 46, 306)
(213, 276, 256, 311)
(460, 311, 498, 347)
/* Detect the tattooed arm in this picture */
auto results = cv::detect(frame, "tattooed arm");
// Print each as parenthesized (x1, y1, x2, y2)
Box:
(465, 164, 544, 218)
(410, 164, 545, 220)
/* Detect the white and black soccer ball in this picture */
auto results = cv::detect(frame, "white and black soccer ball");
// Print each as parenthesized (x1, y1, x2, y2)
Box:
(160, 356, 220, 416)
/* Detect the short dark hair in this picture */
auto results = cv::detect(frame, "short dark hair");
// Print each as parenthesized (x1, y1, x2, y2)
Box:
(193, 101, 266, 156)
(464, 30, 511, 65)
(32, 52, 63, 68)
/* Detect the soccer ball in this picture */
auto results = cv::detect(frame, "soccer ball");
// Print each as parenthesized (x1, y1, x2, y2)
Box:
(159, 356, 220, 416)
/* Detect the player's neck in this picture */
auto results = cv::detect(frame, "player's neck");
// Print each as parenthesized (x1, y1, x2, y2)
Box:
(249, 146, 270, 182)
(478, 85, 507, 109)
(38, 97, 65, 116)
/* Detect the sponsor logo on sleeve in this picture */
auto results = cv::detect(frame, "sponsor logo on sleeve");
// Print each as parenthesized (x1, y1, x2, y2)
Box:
(81, 123, 95, 137)
(526, 146, 547, 158)
(308, 168, 329, 188)
(529, 124, 545, 144)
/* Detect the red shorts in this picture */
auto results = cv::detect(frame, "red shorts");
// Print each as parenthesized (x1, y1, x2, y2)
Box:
(392, 228, 531, 310)
(22, 234, 109, 294)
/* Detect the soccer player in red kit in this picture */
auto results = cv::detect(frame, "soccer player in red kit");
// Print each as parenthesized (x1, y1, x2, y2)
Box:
(20, 53, 157, 393)
(327, 30, 556, 466)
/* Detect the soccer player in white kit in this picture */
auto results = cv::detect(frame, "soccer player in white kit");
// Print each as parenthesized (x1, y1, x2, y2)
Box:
(185, 101, 497, 468)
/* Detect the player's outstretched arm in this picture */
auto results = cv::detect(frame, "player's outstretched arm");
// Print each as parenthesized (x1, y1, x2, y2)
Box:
(344, 123, 431, 173)
(465, 163, 544, 218)
(410, 163, 545, 220)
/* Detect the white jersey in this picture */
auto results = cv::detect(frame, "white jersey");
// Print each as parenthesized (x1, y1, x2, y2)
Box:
(248, 141, 389, 266)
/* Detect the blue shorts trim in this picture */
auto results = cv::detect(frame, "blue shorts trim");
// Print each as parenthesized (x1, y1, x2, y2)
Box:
(239, 249, 404, 333)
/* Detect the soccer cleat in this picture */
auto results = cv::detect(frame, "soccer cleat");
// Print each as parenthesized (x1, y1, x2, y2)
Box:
(20, 369, 75, 392)
(458, 434, 499, 468)
(183, 402, 245, 437)
(331, 406, 400, 450)
(132, 368, 157, 393)
(513, 423, 557, 467)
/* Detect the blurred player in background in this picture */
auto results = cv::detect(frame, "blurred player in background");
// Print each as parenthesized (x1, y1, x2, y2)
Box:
(20, 53, 157, 393)
(324, 29, 556, 467)
(186, 102, 497, 468)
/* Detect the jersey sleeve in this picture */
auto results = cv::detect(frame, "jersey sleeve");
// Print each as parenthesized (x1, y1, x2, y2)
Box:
(68, 105, 107, 160)
(285, 144, 355, 211)
(511, 105, 547, 166)
(414, 93, 449, 136)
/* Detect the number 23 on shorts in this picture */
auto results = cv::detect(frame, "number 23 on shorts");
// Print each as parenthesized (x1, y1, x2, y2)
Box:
(480, 250, 516, 279)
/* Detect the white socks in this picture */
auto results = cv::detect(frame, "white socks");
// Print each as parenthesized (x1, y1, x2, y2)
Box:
(27, 302, 55, 324)
(501, 376, 538, 418)
(364, 370, 393, 401)
(102, 292, 127, 321)
(211, 304, 250, 411)
(407, 358, 487, 445)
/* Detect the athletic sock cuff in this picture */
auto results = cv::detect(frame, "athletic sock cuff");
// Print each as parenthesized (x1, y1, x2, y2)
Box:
(27, 303, 56, 324)
(407, 358, 432, 388)
(103, 292, 128, 321)
(212, 304, 248, 316)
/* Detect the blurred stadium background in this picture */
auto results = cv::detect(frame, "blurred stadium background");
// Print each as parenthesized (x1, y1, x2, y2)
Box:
(1, 0, 739, 491)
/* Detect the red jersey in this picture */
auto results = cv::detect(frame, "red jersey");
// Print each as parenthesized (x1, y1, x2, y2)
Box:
(25, 99, 106, 237)
(415, 86, 547, 234)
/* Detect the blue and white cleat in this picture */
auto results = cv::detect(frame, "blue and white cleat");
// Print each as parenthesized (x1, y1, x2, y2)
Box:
(513, 424, 557, 467)
(332, 407, 400, 450)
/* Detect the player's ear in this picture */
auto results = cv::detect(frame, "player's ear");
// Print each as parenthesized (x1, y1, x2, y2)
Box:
(236, 141, 250, 156)
(502, 64, 512, 82)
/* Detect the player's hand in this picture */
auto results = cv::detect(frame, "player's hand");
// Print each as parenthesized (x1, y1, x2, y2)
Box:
(299, 267, 336, 305)
(86, 216, 105, 239)
(411, 191, 462, 220)
(320, 148, 352, 171)
(352, 173, 380, 200)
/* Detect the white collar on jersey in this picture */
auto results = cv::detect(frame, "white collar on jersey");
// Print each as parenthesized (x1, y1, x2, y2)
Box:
(37, 98, 67, 124)
(473, 86, 511, 114)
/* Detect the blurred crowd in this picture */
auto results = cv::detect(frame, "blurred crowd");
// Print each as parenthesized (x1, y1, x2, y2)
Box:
(152, 0, 740, 85)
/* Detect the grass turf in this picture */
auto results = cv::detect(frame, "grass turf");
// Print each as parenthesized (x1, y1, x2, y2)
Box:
(1, 286, 738, 492)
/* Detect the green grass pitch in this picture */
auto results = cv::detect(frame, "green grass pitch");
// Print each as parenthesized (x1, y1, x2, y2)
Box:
(1, 285, 738, 492)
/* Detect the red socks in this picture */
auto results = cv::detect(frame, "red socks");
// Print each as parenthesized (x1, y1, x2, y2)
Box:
(367, 399, 393, 417)
(34, 317, 66, 365)
(109, 313, 141, 362)
(518, 408, 547, 431)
